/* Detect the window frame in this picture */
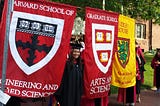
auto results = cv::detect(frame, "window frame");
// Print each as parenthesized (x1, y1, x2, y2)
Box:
(135, 23, 146, 39)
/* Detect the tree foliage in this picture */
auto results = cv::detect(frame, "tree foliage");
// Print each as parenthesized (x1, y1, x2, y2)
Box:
(51, 0, 160, 24)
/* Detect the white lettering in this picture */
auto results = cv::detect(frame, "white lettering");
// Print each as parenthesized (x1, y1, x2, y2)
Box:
(14, 1, 75, 16)
(65, 10, 74, 16)
(14, 1, 39, 10)
(39, 5, 74, 15)
(90, 77, 111, 86)
(21, 90, 54, 98)
(6, 88, 21, 95)
(89, 77, 111, 94)
(87, 13, 118, 22)
(5, 79, 42, 89)
(90, 84, 110, 94)
(42, 84, 58, 90)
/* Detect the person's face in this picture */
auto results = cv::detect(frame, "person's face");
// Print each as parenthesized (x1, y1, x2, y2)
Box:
(135, 43, 138, 48)
(72, 48, 81, 59)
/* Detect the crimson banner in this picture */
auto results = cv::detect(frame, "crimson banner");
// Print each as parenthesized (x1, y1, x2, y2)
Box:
(0, 0, 76, 98)
(83, 7, 118, 98)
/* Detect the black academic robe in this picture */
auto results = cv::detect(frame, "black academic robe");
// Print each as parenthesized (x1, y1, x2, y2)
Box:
(5, 96, 21, 106)
(55, 60, 83, 106)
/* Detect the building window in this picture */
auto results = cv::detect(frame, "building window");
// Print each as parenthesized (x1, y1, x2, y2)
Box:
(135, 23, 146, 39)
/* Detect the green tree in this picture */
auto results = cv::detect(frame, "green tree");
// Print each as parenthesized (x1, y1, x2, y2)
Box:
(51, 0, 160, 24)
(118, 0, 160, 24)
(51, 0, 103, 19)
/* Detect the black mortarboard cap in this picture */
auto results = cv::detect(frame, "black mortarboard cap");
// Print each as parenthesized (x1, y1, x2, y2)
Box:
(70, 42, 83, 49)
(157, 48, 160, 51)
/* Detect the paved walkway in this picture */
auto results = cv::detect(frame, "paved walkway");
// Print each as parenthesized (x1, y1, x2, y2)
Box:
(20, 89, 160, 106)
(108, 89, 160, 106)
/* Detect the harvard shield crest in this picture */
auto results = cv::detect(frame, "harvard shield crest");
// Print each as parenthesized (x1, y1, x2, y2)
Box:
(92, 23, 115, 73)
(117, 37, 130, 68)
(9, 11, 64, 75)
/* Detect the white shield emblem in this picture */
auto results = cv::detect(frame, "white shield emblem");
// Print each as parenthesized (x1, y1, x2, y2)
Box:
(9, 11, 64, 75)
(92, 23, 115, 73)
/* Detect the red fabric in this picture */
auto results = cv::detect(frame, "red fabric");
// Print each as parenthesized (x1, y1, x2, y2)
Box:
(117, 87, 136, 103)
(136, 46, 145, 71)
(136, 46, 146, 63)
(117, 88, 125, 103)
(80, 96, 108, 106)
(151, 56, 157, 86)
(141, 71, 144, 83)
(136, 46, 145, 82)
(101, 96, 108, 106)
(0, 0, 76, 98)
(0, 0, 8, 68)
(80, 97, 95, 106)
(83, 7, 118, 98)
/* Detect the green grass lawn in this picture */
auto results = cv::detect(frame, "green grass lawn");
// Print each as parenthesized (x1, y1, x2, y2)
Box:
(110, 52, 155, 94)
(141, 53, 154, 89)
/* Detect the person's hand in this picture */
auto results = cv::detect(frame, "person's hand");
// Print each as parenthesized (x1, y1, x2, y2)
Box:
(136, 70, 140, 76)
(155, 61, 160, 65)
(139, 64, 142, 67)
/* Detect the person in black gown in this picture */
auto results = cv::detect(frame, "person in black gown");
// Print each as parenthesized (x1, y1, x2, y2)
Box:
(5, 96, 21, 106)
(54, 41, 83, 106)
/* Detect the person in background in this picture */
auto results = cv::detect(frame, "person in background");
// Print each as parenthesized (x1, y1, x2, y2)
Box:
(54, 41, 83, 106)
(135, 41, 146, 103)
(151, 48, 160, 93)
(117, 86, 136, 106)
(151, 71, 157, 91)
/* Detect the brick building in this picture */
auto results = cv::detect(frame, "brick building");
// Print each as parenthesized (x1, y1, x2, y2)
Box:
(135, 20, 160, 52)
(152, 23, 160, 50)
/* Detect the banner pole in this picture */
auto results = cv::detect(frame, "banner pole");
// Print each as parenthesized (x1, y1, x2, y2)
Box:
(121, 2, 124, 14)
(0, 0, 13, 106)
(102, 0, 105, 10)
